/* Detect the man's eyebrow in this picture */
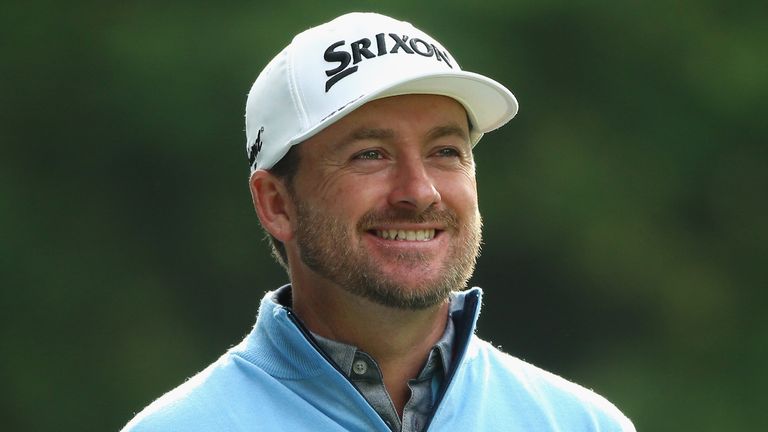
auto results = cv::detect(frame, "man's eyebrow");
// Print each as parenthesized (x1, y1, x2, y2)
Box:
(333, 123, 468, 152)
(350, 128, 396, 141)
(426, 123, 469, 143)
(335, 128, 396, 151)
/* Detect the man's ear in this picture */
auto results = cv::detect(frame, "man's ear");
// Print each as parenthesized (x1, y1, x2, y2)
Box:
(249, 170, 294, 243)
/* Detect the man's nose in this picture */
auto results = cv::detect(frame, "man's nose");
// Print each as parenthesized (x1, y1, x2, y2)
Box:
(387, 157, 441, 213)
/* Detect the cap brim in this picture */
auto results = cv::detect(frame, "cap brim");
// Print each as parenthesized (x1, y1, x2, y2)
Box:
(376, 71, 518, 135)
(287, 70, 518, 151)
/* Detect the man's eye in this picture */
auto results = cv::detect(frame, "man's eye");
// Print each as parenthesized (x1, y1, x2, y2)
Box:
(435, 147, 461, 157)
(355, 150, 383, 160)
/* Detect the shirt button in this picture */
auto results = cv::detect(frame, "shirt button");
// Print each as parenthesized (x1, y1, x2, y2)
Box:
(352, 359, 368, 375)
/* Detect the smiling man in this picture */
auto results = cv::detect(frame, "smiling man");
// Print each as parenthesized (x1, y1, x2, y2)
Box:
(123, 12, 635, 432)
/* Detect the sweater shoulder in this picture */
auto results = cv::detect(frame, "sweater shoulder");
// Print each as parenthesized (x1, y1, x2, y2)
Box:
(465, 337, 636, 431)
(120, 353, 260, 432)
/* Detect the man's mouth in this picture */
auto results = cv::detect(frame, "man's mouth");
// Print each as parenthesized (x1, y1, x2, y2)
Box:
(373, 229, 437, 241)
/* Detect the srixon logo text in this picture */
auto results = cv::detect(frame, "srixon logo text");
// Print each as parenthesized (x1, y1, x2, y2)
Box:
(323, 33, 453, 92)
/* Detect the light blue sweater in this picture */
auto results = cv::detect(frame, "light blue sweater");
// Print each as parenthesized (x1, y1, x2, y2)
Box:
(122, 286, 635, 431)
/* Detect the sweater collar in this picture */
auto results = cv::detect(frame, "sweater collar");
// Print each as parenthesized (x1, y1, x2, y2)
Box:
(232, 285, 483, 380)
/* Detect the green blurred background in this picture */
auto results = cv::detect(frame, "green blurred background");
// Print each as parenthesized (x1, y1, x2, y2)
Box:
(2, 0, 766, 430)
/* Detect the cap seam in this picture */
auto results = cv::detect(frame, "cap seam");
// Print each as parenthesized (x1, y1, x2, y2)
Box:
(286, 42, 310, 135)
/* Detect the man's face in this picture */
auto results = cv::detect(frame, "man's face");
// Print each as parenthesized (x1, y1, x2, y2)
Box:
(287, 94, 481, 309)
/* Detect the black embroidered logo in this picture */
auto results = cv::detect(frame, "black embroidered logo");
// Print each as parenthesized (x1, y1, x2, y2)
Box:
(248, 126, 264, 169)
(323, 33, 453, 92)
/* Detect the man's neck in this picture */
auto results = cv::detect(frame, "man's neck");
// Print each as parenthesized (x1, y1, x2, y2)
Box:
(290, 277, 450, 415)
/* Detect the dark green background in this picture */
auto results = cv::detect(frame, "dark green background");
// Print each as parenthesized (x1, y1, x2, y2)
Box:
(2, 1, 766, 430)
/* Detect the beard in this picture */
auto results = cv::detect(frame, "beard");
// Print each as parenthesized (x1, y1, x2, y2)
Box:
(294, 202, 482, 310)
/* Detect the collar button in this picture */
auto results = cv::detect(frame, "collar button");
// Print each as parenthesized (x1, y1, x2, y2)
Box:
(352, 359, 368, 375)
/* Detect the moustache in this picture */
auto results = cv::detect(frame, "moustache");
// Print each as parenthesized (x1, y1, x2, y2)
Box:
(357, 206, 460, 231)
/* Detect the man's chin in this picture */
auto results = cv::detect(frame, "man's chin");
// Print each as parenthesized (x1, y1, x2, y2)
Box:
(353, 287, 452, 310)
(341, 272, 458, 310)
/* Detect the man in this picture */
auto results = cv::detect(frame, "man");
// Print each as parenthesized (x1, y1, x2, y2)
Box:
(123, 12, 635, 431)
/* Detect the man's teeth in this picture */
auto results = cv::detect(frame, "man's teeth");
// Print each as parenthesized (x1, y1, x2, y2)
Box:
(375, 229, 436, 241)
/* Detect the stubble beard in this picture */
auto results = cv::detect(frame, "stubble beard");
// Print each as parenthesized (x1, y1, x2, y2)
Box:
(295, 203, 482, 310)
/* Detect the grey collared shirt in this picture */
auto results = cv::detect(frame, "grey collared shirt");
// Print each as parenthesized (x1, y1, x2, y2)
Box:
(312, 314, 455, 432)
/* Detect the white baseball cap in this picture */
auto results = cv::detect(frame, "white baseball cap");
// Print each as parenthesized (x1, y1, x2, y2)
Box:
(245, 12, 518, 171)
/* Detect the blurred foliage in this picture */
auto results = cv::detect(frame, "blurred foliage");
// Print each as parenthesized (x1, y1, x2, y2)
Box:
(1, 0, 766, 430)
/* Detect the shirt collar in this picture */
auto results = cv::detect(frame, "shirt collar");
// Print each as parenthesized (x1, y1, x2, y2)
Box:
(310, 299, 458, 379)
